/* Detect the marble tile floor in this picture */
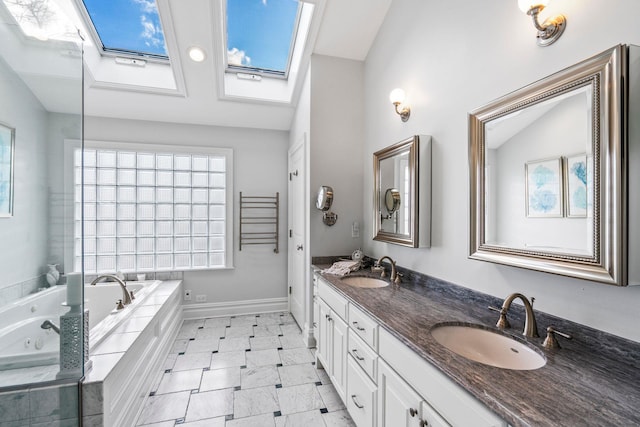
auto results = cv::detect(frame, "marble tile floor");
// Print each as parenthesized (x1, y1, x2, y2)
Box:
(135, 312, 356, 427)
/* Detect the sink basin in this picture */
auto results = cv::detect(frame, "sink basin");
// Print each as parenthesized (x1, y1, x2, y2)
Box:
(340, 276, 389, 288)
(430, 323, 546, 370)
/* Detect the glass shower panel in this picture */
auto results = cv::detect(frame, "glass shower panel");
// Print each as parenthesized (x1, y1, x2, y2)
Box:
(0, 4, 84, 426)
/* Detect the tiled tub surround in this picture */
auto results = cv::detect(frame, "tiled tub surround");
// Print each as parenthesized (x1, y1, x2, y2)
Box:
(314, 258, 640, 426)
(83, 280, 183, 427)
(135, 313, 356, 426)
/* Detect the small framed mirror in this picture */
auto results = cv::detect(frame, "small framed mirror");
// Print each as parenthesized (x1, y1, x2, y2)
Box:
(384, 188, 401, 218)
(373, 135, 431, 247)
(469, 45, 627, 285)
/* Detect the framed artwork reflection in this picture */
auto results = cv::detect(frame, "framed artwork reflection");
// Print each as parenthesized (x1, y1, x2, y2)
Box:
(0, 122, 14, 217)
(525, 157, 563, 218)
(564, 153, 589, 218)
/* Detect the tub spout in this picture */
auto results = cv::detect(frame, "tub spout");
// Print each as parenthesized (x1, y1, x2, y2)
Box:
(41, 320, 60, 334)
(90, 274, 132, 305)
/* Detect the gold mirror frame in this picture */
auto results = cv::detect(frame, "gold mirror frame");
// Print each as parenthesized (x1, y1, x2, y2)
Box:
(373, 135, 431, 248)
(469, 45, 627, 285)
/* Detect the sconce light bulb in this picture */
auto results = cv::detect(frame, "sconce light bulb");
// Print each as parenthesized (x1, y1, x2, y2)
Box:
(389, 88, 406, 105)
(518, 0, 549, 13)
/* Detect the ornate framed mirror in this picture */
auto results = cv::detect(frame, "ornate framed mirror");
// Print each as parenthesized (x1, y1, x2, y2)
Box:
(373, 135, 431, 247)
(469, 45, 627, 285)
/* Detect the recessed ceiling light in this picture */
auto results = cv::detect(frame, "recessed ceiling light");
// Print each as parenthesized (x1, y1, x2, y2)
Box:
(188, 46, 206, 62)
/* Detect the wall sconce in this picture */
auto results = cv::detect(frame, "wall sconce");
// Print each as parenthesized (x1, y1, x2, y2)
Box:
(389, 88, 411, 122)
(518, 0, 566, 47)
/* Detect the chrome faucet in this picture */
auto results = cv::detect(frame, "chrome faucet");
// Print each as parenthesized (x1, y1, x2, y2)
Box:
(374, 255, 401, 284)
(90, 274, 132, 305)
(492, 293, 539, 338)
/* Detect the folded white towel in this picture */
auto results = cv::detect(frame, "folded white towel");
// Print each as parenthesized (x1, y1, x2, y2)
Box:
(323, 260, 360, 276)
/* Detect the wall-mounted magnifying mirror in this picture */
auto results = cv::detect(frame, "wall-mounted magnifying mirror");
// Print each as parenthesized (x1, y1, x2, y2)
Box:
(383, 188, 401, 219)
(316, 185, 337, 226)
(374, 135, 431, 247)
(469, 45, 628, 285)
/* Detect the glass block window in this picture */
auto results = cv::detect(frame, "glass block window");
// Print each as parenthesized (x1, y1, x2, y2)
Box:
(75, 145, 232, 274)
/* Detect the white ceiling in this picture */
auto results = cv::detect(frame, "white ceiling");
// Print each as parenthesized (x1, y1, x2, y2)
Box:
(83, 0, 393, 131)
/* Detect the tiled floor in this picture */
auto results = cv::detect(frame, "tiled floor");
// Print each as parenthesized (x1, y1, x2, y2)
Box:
(135, 312, 356, 427)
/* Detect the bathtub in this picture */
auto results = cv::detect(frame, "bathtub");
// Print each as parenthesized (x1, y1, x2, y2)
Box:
(0, 286, 65, 370)
(0, 280, 159, 371)
(82, 279, 183, 427)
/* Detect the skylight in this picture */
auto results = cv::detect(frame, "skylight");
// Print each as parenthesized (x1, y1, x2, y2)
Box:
(226, 0, 301, 77)
(81, 0, 168, 59)
(1, 0, 78, 42)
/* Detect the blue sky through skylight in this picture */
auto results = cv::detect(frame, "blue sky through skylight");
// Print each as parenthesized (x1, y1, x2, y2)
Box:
(226, 0, 300, 73)
(82, 0, 167, 58)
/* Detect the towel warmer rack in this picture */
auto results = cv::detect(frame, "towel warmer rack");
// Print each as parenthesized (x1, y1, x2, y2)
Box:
(239, 192, 279, 253)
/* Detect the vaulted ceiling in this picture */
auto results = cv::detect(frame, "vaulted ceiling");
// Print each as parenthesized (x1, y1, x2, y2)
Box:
(82, 0, 393, 131)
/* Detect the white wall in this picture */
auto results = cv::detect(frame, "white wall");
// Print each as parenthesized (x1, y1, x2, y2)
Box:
(362, 0, 640, 342)
(83, 116, 289, 304)
(309, 55, 365, 256)
(0, 57, 49, 297)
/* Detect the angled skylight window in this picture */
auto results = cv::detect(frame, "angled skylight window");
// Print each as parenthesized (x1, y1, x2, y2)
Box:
(1, 0, 78, 42)
(226, 0, 301, 77)
(81, 0, 168, 59)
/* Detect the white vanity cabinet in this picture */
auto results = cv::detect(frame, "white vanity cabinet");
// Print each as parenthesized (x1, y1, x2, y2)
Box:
(378, 359, 449, 427)
(314, 274, 507, 427)
(317, 278, 348, 400)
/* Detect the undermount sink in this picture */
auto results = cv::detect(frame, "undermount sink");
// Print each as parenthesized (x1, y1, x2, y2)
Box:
(340, 276, 389, 288)
(430, 323, 546, 370)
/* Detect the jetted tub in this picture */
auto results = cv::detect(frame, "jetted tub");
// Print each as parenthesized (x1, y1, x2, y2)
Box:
(0, 286, 65, 370)
(0, 280, 155, 371)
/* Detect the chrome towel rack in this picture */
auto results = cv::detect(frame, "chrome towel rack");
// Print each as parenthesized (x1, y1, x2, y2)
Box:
(239, 192, 279, 253)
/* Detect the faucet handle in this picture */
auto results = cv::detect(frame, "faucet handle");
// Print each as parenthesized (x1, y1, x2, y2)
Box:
(488, 306, 511, 329)
(394, 272, 403, 284)
(542, 326, 572, 349)
(116, 299, 125, 310)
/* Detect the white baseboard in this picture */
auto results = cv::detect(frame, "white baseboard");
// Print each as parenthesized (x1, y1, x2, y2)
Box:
(183, 297, 289, 320)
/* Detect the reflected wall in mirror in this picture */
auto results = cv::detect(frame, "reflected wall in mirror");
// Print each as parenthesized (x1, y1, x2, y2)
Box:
(373, 135, 431, 247)
(469, 45, 627, 285)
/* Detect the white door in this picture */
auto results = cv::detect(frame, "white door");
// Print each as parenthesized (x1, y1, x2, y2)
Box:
(288, 137, 306, 329)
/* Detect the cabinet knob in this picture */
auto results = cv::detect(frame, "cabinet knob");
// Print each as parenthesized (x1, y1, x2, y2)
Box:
(351, 395, 364, 409)
(420, 419, 429, 427)
(297, 244, 303, 251)
(409, 408, 418, 417)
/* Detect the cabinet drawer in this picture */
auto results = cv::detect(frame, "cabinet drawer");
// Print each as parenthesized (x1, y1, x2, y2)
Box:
(347, 355, 377, 427)
(348, 329, 378, 382)
(318, 278, 348, 320)
(349, 303, 378, 350)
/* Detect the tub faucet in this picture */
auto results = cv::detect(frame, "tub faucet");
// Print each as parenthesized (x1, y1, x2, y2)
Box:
(41, 320, 60, 334)
(374, 255, 400, 284)
(90, 274, 132, 305)
(493, 293, 539, 338)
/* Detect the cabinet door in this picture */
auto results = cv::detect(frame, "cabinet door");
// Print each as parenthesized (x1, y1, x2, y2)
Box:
(317, 298, 332, 372)
(377, 360, 422, 427)
(330, 312, 348, 400)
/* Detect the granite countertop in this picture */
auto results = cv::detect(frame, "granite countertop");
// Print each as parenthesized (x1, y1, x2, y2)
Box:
(313, 259, 640, 427)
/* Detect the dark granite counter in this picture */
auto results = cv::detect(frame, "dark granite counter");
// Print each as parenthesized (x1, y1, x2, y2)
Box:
(313, 257, 640, 427)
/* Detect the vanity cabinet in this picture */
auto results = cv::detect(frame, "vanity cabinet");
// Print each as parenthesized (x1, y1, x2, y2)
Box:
(314, 273, 506, 427)
(317, 280, 348, 400)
